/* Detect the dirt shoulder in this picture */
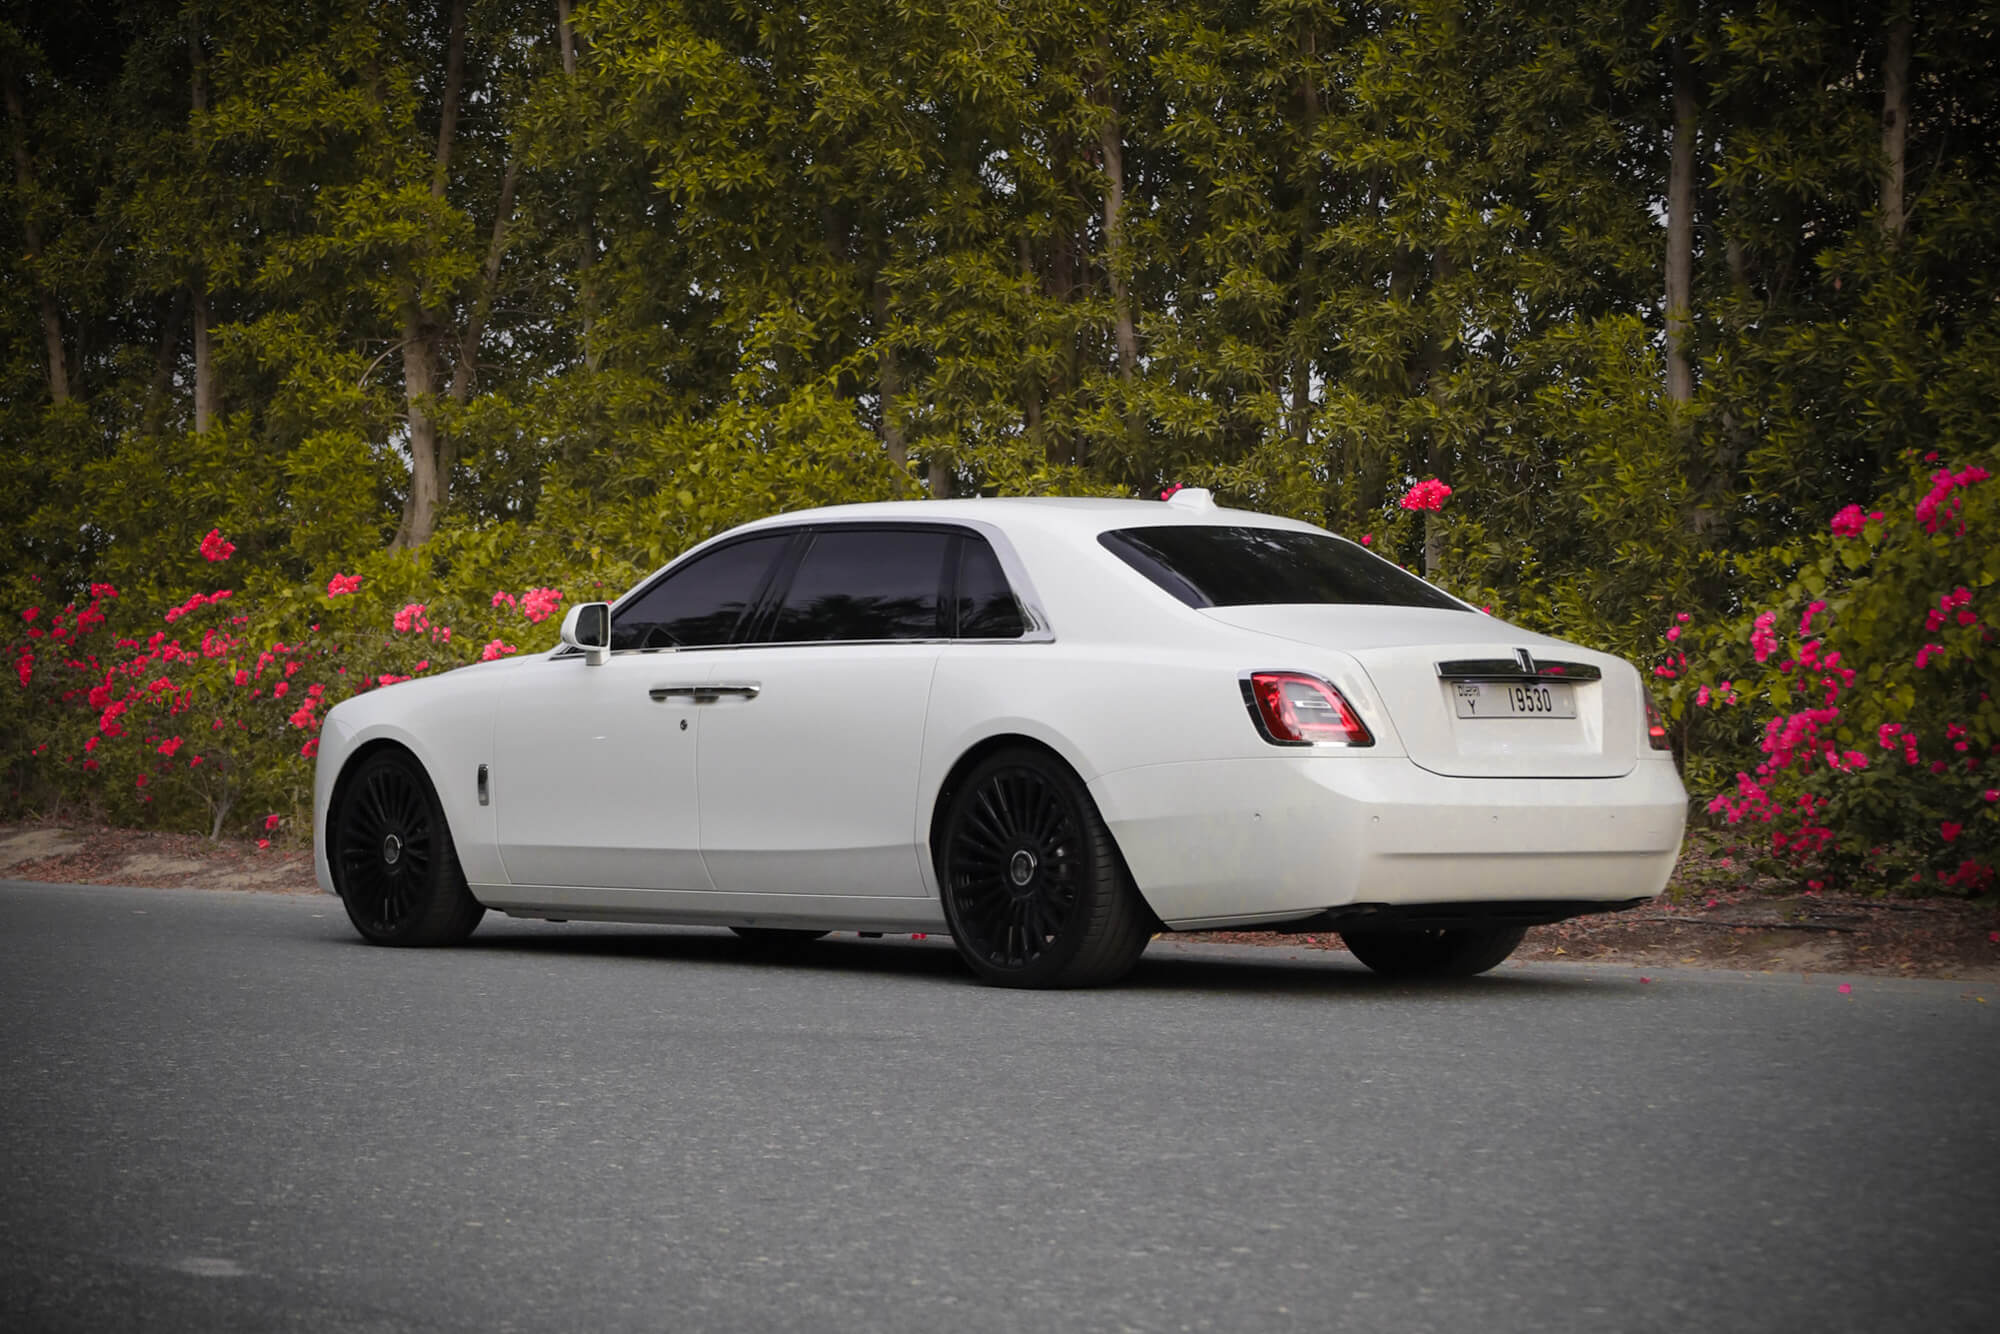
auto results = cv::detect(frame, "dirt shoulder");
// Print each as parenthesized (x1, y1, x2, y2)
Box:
(6, 820, 1998, 980)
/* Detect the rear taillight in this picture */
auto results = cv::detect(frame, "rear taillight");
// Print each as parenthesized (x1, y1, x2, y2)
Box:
(1242, 672, 1374, 747)
(1645, 692, 1671, 750)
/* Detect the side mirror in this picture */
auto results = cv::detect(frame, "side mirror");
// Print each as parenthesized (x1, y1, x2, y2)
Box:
(559, 602, 612, 667)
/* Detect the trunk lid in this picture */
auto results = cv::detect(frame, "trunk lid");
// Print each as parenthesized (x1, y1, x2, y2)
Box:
(1205, 606, 1641, 779)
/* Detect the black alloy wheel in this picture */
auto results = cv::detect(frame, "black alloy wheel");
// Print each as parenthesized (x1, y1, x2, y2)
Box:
(331, 749, 484, 946)
(1339, 924, 1528, 979)
(938, 747, 1154, 988)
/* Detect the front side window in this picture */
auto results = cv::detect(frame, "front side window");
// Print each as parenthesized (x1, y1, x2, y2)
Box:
(766, 528, 952, 642)
(610, 533, 792, 651)
(1099, 525, 1466, 612)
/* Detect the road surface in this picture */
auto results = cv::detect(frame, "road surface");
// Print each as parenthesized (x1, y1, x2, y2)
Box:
(2, 880, 1994, 1332)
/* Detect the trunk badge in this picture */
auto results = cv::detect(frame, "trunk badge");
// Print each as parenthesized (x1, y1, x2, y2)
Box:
(1515, 648, 1537, 675)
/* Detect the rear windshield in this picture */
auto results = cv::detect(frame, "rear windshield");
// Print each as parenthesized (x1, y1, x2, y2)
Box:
(1098, 525, 1467, 611)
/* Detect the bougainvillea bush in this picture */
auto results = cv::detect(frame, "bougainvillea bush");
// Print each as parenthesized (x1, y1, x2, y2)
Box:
(0, 530, 604, 841)
(1659, 454, 1999, 894)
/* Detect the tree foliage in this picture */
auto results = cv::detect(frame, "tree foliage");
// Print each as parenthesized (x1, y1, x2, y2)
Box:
(4, 1, 1997, 880)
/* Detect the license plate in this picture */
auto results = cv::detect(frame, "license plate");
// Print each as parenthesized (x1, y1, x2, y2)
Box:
(1452, 680, 1577, 719)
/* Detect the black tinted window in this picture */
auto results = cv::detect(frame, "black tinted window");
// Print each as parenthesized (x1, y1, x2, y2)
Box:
(611, 534, 790, 650)
(768, 529, 950, 642)
(1099, 526, 1466, 611)
(955, 536, 1025, 638)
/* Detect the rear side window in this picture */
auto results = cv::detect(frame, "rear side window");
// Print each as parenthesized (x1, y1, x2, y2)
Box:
(611, 533, 792, 650)
(1099, 525, 1466, 611)
(954, 536, 1025, 639)
(767, 528, 952, 642)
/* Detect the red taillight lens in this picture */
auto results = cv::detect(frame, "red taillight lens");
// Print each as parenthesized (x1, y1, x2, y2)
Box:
(1645, 692, 1671, 750)
(1244, 672, 1374, 747)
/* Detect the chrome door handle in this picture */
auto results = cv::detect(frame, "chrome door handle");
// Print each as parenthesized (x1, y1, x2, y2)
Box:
(649, 683, 761, 703)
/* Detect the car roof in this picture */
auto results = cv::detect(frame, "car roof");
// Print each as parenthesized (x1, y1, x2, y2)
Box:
(725, 494, 1331, 540)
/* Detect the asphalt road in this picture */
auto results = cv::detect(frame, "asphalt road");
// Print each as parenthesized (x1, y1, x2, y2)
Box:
(2, 881, 1995, 1334)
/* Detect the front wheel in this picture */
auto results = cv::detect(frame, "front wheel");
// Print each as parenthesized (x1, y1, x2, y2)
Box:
(937, 747, 1154, 989)
(1340, 924, 1527, 979)
(330, 749, 484, 947)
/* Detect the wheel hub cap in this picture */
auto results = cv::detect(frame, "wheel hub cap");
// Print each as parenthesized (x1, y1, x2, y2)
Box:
(1008, 848, 1038, 888)
(381, 833, 403, 867)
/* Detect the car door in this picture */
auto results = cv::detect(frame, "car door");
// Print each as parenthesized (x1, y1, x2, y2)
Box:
(695, 525, 957, 898)
(491, 532, 794, 891)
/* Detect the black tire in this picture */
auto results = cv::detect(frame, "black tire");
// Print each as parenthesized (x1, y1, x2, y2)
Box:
(1340, 924, 1527, 979)
(329, 749, 484, 947)
(729, 927, 829, 944)
(936, 746, 1155, 989)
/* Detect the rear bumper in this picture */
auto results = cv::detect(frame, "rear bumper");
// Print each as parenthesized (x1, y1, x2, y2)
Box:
(1088, 755, 1686, 930)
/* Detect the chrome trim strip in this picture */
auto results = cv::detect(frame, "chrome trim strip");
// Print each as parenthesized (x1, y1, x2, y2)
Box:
(649, 683, 762, 702)
(1435, 657, 1602, 683)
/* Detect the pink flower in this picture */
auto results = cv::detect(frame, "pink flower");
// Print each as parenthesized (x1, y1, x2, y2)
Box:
(257, 838, 270, 850)
(1984, 790, 1997, 803)
(480, 639, 518, 662)
(233, 669, 249, 686)
(490, 590, 517, 610)
(1666, 626, 1682, 642)
(1837, 983, 1852, 995)
(1915, 643, 1944, 670)
(199, 528, 236, 562)
(1399, 478, 1453, 512)
(272, 681, 289, 698)
(1676, 612, 1691, 623)
(1359, 534, 1372, 546)
(158, 737, 181, 757)
(1696, 685, 1711, 707)
(393, 603, 428, 633)
(1828, 505, 1881, 538)
(1941, 822, 1962, 843)
(1159, 483, 1183, 500)
(326, 573, 362, 597)
(300, 738, 318, 759)
(519, 587, 564, 624)
(264, 813, 281, 831)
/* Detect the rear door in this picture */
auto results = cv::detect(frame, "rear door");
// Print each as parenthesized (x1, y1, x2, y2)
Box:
(695, 526, 953, 897)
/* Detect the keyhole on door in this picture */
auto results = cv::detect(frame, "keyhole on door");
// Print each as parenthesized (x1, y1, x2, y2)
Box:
(679, 719, 688, 731)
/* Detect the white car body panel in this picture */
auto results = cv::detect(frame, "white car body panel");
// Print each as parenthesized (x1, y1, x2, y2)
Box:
(315, 496, 1688, 934)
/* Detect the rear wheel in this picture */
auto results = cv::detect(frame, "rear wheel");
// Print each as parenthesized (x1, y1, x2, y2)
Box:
(937, 747, 1154, 989)
(1340, 924, 1527, 979)
(330, 749, 484, 946)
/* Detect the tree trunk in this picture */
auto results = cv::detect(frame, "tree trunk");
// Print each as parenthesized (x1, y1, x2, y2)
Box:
(193, 288, 217, 433)
(5, 68, 69, 405)
(1881, 13, 1910, 240)
(144, 289, 189, 432)
(873, 275, 907, 469)
(557, 0, 598, 371)
(392, 313, 442, 551)
(432, 0, 468, 199)
(1096, 71, 1138, 389)
(1292, 31, 1322, 451)
(1664, 38, 1697, 407)
(928, 456, 954, 499)
(190, 10, 216, 432)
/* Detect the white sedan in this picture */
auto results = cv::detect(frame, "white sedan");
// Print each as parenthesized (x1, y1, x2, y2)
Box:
(313, 490, 1686, 987)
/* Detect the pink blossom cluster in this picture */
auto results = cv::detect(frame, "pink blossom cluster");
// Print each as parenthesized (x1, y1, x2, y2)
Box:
(491, 587, 566, 624)
(1923, 586, 1976, 633)
(1400, 479, 1453, 512)
(1829, 505, 1883, 538)
(326, 573, 362, 597)
(200, 528, 236, 562)
(393, 603, 429, 634)
(1750, 611, 1779, 664)
(480, 639, 518, 662)
(1914, 464, 1989, 535)
(164, 588, 233, 624)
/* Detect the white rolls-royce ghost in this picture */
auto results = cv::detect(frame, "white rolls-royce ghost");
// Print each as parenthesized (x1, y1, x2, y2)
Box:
(314, 490, 1687, 987)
